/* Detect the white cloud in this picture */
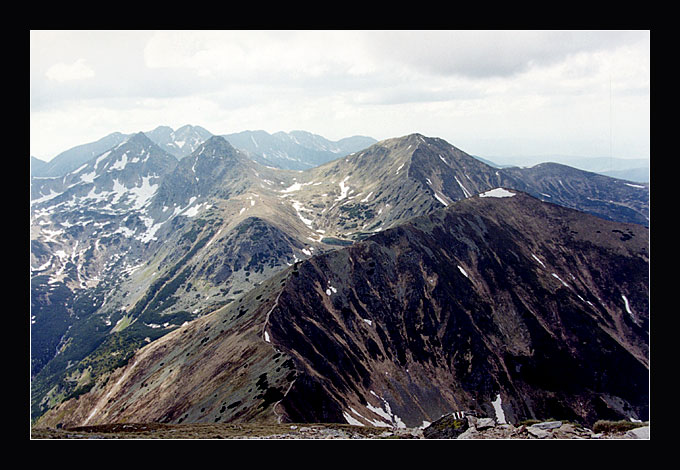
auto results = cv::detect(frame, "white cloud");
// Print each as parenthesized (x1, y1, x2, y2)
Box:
(30, 30, 650, 161)
(362, 30, 645, 79)
(142, 30, 380, 87)
(45, 58, 95, 82)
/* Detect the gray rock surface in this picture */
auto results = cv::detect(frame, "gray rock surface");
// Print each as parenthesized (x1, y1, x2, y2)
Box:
(532, 421, 563, 430)
(527, 426, 550, 439)
(476, 418, 496, 430)
(625, 426, 650, 439)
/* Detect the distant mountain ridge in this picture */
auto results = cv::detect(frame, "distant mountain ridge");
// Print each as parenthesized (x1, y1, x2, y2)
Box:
(31, 132, 129, 178)
(145, 125, 213, 160)
(223, 130, 377, 170)
(486, 154, 650, 183)
(30, 125, 378, 177)
(32, 126, 649, 182)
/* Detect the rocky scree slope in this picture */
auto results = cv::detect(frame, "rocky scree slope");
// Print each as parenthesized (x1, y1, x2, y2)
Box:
(275, 133, 648, 239)
(30, 133, 179, 377)
(30, 416, 650, 439)
(37, 190, 648, 430)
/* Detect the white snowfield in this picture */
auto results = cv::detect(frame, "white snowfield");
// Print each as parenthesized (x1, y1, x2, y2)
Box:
(479, 188, 516, 198)
(492, 393, 507, 424)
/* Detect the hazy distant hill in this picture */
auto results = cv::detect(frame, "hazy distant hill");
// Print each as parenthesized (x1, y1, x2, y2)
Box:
(31, 133, 128, 178)
(222, 130, 377, 170)
(484, 155, 650, 183)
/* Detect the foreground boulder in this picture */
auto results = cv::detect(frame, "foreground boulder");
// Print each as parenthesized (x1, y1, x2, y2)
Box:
(423, 413, 470, 439)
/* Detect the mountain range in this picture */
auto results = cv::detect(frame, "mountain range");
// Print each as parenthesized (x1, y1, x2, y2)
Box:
(31, 125, 649, 182)
(30, 125, 377, 176)
(30, 129, 649, 430)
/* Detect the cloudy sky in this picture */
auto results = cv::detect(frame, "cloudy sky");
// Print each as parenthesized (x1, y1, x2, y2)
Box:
(30, 30, 650, 162)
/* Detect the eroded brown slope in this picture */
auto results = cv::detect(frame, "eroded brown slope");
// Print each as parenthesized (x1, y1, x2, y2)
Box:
(37, 269, 297, 428)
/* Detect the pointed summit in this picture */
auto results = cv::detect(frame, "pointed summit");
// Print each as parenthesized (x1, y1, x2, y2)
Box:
(188, 135, 253, 170)
(195, 135, 237, 157)
(152, 135, 256, 213)
(128, 131, 155, 145)
(73, 130, 175, 181)
(300, 133, 518, 234)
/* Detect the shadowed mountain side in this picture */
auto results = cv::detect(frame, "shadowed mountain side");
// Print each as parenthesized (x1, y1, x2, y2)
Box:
(268, 191, 648, 427)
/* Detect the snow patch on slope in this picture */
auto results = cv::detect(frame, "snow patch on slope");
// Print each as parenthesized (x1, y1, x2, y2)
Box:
(492, 394, 507, 424)
(480, 188, 516, 198)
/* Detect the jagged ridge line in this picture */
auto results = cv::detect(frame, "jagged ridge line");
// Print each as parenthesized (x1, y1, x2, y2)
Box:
(260, 268, 297, 423)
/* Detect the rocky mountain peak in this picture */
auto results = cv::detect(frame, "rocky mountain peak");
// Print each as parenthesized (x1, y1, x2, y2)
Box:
(175, 123, 211, 135)
(126, 131, 155, 146)
(368, 133, 484, 171)
(177, 135, 252, 177)
(143, 125, 214, 159)
(91, 132, 176, 178)
(196, 134, 233, 153)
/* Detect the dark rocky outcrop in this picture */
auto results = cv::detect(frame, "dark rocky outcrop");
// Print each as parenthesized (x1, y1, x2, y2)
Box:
(422, 414, 470, 439)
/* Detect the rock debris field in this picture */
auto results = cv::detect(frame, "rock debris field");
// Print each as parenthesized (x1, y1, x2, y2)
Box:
(32, 415, 650, 440)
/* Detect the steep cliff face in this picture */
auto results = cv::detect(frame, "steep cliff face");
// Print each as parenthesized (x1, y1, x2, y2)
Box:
(38, 190, 648, 429)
